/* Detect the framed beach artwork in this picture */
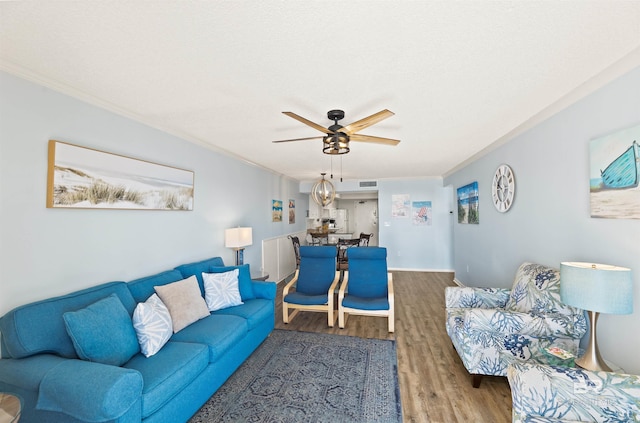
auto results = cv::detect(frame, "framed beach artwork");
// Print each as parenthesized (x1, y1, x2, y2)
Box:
(457, 182, 479, 224)
(272, 200, 283, 222)
(590, 124, 640, 219)
(47, 140, 194, 210)
(289, 199, 295, 224)
(412, 201, 432, 226)
(391, 194, 410, 218)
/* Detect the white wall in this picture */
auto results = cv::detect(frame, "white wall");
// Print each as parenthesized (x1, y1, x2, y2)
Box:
(0, 71, 308, 314)
(444, 66, 640, 374)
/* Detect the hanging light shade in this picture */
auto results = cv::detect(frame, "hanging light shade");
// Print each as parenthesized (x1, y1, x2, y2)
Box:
(311, 173, 336, 207)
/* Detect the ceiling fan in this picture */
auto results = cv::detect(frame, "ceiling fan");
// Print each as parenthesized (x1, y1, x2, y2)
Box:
(273, 109, 400, 155)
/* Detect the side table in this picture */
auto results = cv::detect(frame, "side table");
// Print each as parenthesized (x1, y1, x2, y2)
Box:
(251, 271, 269, 281)
(0, 393, 21, 423)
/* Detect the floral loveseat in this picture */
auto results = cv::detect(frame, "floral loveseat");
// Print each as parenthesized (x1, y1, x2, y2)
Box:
(0, 256, 275, 423)
(445, 262, 587, 387)
(508, 361, 640, 422)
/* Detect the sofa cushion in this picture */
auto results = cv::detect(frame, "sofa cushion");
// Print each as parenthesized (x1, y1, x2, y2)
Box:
(203, 270, 243, 311)
(123, 341, 208, 418)
(132, 294, 173, 357)
(154, 276, 210, 333)
(127, 269, 184, 303)
(212, 298, 274, 330)
(63, 294, 140, 366)
(207, 264, 255, 300)
(174, 256, 225, 294)
(170, 314, 248, 363)
(0, 282, 135, 359)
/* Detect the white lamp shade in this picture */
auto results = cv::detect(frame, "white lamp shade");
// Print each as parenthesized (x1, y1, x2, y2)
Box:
(225, 227, 253, 249)
(560, 262, 633, 314)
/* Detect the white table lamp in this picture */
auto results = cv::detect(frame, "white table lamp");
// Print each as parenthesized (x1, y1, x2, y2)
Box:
(225, 227, 252, 266)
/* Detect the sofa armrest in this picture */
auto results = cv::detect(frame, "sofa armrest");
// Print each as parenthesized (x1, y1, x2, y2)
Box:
(251, 280, 276, 300)
(36, 359, 143, 422)
(464, 308, 586, 339)
(507, 362, 640, 423)
(445, 286, 510, 309)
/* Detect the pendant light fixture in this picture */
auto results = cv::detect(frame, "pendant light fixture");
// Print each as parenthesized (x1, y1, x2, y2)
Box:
(311, 173, 336, 207)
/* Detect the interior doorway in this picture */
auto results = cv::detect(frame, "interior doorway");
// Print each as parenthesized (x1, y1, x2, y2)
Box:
(353, 200, 378, 246)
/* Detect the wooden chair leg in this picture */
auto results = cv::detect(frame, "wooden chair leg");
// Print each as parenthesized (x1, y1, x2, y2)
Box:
(472, 374, 482, 388)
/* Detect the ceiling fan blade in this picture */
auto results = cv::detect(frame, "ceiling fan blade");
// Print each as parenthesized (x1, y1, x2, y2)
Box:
(350, 133, 400, 145)
(341, 109, 395, 135)
(282, 112, 333, 134)
(272, 136, 324, 143)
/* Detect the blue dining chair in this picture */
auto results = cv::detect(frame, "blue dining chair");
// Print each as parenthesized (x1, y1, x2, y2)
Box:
(283, 246, 340, 326)
(338, 247, 394, 332)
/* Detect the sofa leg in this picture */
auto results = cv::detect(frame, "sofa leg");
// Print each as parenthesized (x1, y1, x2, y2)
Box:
(472, 374, 482, 388)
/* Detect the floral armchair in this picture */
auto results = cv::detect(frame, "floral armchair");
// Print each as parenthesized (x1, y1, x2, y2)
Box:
(445, 262, 587, 388)
(508, 361, 640, 422)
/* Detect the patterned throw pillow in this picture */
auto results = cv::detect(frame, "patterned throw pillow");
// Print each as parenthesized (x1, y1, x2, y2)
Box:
(132, 294, 173, 357)
(504, 262, 565, 315)
(203, 270, 244, 312)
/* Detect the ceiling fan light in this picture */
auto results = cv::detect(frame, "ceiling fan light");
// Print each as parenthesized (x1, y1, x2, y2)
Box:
(311, 173, 336, 207)
(322, 134, 349, 155)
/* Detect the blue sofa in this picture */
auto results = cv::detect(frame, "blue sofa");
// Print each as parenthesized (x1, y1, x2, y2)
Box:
(0, 257, 276, 423)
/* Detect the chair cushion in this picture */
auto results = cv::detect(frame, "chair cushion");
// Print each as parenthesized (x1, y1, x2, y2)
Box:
(504, 263, 568, 315)
(63, 294, 140, 366)
(342, 295, 389, 311)
(296, 246, 337, 295)
(124, 341, 208, 418)
(346, 247, 388, 299)
(284, 292, 329, 306)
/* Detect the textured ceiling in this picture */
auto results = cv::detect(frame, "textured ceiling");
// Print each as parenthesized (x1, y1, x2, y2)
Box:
(1, 1, 639, 183)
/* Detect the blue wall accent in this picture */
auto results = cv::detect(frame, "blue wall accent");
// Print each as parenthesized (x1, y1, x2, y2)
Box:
(0, 71, 307, 313)
(444, 66, 640, 374)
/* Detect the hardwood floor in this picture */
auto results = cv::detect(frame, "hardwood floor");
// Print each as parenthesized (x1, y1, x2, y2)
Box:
(274, 270, 512, 423)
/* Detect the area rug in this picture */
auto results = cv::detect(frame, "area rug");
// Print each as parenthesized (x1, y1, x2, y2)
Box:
(189, 329, 402, 423)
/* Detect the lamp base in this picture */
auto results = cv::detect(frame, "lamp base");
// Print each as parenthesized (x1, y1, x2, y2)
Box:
(575, 310, 612, 372)
(234, 248, 244, 266)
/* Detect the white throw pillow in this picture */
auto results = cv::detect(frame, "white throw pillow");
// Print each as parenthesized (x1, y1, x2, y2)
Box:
(203, 269, 244, 312)
(132, 294, 173, 357)
(154, 275, 210, 333)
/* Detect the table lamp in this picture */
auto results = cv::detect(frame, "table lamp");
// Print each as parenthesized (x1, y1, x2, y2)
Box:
(225, 227, 252, 266)
(560, 262, 632, 371)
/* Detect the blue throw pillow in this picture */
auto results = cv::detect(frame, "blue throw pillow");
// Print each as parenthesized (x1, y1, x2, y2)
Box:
(63, 294, 140, 366)
(208, 264, 255, 300)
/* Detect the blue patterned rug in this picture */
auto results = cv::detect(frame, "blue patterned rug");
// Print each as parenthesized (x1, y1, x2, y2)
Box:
(189, 330, 402, 422)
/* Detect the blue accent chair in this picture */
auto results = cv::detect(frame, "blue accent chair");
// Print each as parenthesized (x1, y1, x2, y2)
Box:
(338, 247, 394, 332)
(282, 246, 340, 327)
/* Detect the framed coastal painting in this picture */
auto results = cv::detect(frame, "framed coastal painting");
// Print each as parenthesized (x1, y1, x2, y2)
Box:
(457, 182, 479, 224)
(272, 199, 283, 222)
(589, 124, 640, 219)
(47, 140, 194, 210)
(412, 201, 432, 226)
(288, 199, 295, 224)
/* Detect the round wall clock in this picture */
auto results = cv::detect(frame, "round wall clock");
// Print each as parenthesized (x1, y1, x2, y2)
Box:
(492, 164, 515, 212)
